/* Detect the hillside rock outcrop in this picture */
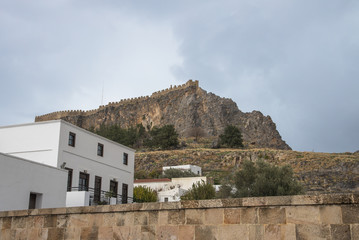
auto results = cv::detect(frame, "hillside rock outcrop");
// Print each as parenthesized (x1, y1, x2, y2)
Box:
(35, 80, 290, 150)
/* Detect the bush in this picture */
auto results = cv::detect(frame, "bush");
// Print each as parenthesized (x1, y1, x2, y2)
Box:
(234, 160, 304, 197)
(219, 125, 243, 148)
(145, 125, 179, 150)
(133, 186, 157, 202)
(181, 181, 216, 200)
(161, 168, 198, 179)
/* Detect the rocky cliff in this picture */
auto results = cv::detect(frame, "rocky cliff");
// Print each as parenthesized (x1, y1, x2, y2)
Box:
(35, 80, 290, 150)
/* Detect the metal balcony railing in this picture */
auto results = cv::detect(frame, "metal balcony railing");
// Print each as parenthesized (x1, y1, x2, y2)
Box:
(68, 187, 134, 206)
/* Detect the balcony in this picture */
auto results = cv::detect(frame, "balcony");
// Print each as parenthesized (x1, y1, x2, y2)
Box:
(66, 187, 133, 207)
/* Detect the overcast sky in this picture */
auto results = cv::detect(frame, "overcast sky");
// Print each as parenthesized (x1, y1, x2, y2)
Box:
(1, 0, 358, 153)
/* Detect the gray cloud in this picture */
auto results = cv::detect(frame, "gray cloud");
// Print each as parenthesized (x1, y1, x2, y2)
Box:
(0, 0, 358, 152)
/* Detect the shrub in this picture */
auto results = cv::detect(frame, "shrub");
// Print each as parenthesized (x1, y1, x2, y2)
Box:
(219, 125, 243, 148)
(181, 181, 216, 200)
(133, 186, 157, 202)
(145, 125, 179, 150)
(234, 160, 304, 197)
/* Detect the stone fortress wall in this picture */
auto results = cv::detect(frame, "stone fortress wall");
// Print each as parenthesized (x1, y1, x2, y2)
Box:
(35, 80, 199, 122)
(1, 193, 358, 239)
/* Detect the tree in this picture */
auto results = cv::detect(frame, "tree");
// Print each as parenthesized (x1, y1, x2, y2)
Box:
(234, 160, 304, 197)
(187, 127, 206, 142)
(145, 125, 179, 150)
(133, 186, 157, 202)
(161, 168, 198, 179)
(181, 181, 216, 200)
(219, 125, 243, 148)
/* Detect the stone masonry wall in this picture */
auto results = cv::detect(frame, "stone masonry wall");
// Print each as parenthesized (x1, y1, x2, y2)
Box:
(0, 193, 358, 239)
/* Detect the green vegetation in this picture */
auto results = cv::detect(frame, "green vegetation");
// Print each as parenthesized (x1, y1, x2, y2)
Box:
(233, 160, 304, 197)
(181, 181, 216, 200)
(92, 124, 179, 150)
(133, 186, 157, 202)
(145, 125, 179, 150)
(219, 125, 243, 148)
(161, 168, 198, 179)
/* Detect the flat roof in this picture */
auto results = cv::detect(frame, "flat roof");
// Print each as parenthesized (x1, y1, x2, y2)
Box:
(134, 178, 171, 183)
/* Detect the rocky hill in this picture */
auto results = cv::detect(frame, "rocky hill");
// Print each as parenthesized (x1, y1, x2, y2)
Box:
(135, 149, 359, 194)
(35, 80, 290, 150)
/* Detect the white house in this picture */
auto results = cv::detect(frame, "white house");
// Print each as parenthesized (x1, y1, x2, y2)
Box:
(0, 153, 67, 211)
(0, 120, 135, 208)
(163, 165, 202, 176)
(134, 176, 207, 202)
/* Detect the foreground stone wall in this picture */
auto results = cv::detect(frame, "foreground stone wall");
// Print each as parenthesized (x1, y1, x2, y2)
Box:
(0, 193, 358, 239)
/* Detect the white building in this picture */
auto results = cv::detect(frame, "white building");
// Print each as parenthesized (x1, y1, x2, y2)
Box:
(0, 120, 135, 208)
(134, 176, 207, 202)
(162, 165, 202, 176)
(0, 153, 67, 211)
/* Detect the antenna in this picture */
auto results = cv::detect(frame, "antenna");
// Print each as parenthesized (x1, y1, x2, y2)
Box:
(101, 80, 104, 105)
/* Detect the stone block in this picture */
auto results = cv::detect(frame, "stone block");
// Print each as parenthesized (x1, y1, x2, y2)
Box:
(132, 203, 144, 211)
(141, 225, 156, 240)
(259, 207, 286, 224)
(110, 203, 133, 212)
(218, 224, 248, 239)
(179, 225, 195, 240)
(224, 208, 241, 224)
(114, 212, 134, 226)
(351, 224, 359, 240)
(14, 228, 28, 240)
(330, 224, 350, 240)
(12, 217, 27, 228)
(64, 227, 81, 239)
(342, 206, 359, 224)
(67, 214, 90, 228)
(280, 224, 296, 240)
(181, 200, 199, 209)
(134, 212, 148, 225)
(242, 197, 267, 207)
(158, 211, 168, 225)
(321, 193, 353, 205)
(149, 211, 159, 225)
(265, 195, 292, 206)
(157, 226, 179, 240)
(241, 207, 258, 224)
(27, 228, 47, 240)
(0, 229, 11, 239)
(51, 207, 67, 215)
(319, 206, 342, 224)
(204, 209, 223, 225)
(185, 209, 204, 225)
(44, 215, 58, 228)
(168, 210, 185, 225)
(221, 198, 243, 208)
(264, 224, 281, 240)
(102, 213, 115, 227)
(198, 199, 223, 208)
(26, 216, 45, 228)
(47, 227, 65, 240)
(295, 224, 331, 240)
(1, 218, 11, 230)
(195, 226, 218, 240)
(286, 206, 320, 224)
(98, 226, 114, 239)
(291, 195, 322, 205)
(88, 213, 104, 226)
(249, 224, 264, 240)
(161, 201, 180, 210)
(142, 202, 161, 211)
(0, 211, 8, 218)
(113, 226, 141, 240)
(80, 226, 99, 239)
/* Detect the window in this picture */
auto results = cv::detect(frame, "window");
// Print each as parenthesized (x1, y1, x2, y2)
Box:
(122, 183, 128, 204)
(94, 176, 102, 203)
(123, 153, 128, 165)
(164, 197, 169, 202)
(29, 193, 37, 209)
(79, 172, 89, 191)
(97, 143, 104, 156)
(68, 132, 76, 147)
(65, 168, 73, 192)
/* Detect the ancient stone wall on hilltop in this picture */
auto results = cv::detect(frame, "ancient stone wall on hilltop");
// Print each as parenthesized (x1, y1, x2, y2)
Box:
(35, 80, 290, 150)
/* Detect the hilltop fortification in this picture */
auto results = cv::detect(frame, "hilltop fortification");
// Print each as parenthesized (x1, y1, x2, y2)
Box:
(35, 80, 291, 150)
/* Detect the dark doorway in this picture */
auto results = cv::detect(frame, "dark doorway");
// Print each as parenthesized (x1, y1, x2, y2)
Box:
(94, 176, 102, 203)
(29, 193, 37, 209)
(122, 183, 128, 204)
(109, 180, 118, 198)
(65, 168, 73, 191)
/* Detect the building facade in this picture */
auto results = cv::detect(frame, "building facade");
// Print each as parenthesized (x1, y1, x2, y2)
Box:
(0, 120, 135, 208)
(0, 153, 67, 211)
(162, 165, 202, 176)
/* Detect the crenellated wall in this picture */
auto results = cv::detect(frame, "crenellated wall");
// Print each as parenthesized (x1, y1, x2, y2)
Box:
(0, 193, 358, 239)
(35, 80, 199, 122)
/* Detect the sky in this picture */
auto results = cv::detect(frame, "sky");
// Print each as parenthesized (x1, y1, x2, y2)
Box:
(0, 0, 358, 153)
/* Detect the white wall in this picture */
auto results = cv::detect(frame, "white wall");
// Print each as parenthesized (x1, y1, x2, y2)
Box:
(58, 121, 135, 201)
(0, 122, 61, 167)
(0, 153, 67, 211)
(163, 165, 202, 176)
